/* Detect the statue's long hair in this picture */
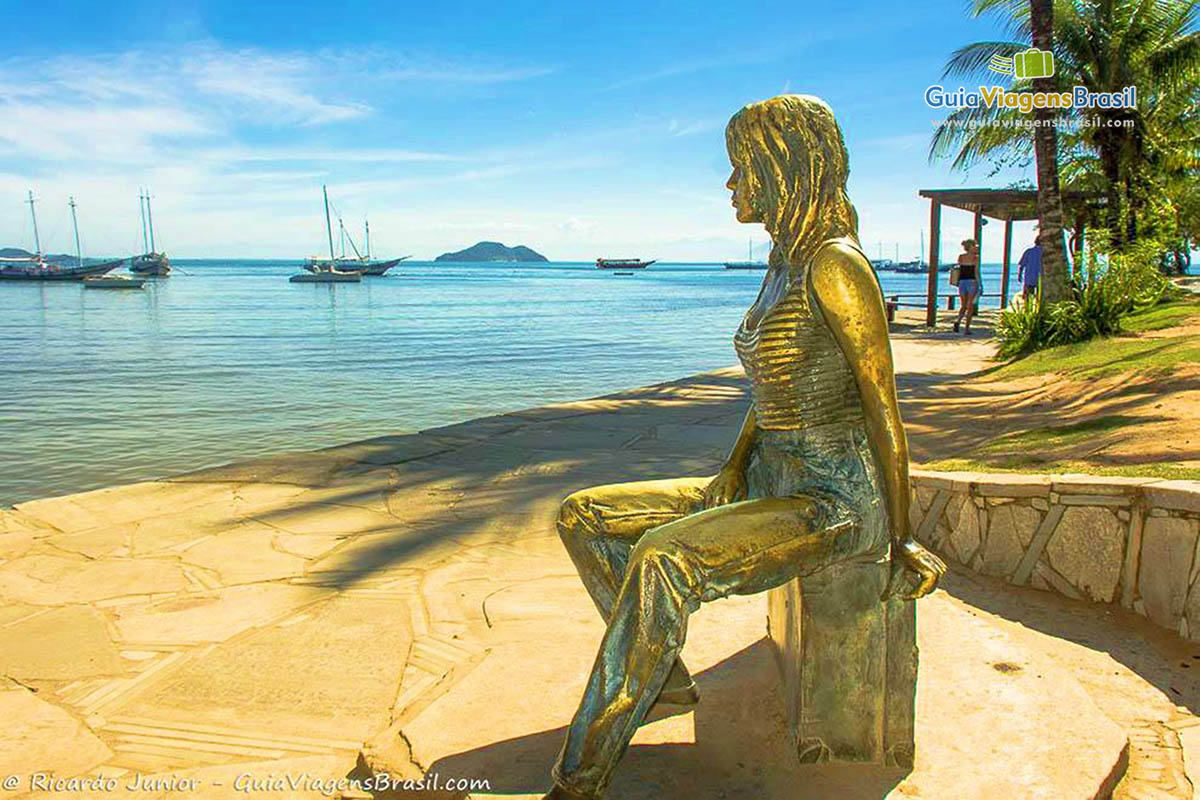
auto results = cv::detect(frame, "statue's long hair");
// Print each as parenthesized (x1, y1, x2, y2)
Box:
(725, 95, 859, 272)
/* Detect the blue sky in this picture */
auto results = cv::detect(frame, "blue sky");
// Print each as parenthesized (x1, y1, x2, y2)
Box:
(0, 0, 1041, 261)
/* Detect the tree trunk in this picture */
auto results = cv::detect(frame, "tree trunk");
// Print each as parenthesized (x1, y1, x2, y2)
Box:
(1029, 0, 1071, 302)
(1098, 131, 1123, 241)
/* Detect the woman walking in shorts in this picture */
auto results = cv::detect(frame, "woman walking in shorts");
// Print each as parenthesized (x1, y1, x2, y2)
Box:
(953, 238, 980, 335)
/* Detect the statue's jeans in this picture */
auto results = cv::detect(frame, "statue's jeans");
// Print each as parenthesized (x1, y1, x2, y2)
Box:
(553, 422, 889, 797)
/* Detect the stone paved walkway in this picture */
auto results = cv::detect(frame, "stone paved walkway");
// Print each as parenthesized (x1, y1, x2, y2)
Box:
(0, 332, 1188, 798)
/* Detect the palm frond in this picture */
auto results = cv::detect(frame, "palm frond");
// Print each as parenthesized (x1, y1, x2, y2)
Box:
(942, 40, 1028, 81)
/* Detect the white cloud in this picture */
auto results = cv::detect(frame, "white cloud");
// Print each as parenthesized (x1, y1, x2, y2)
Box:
(375, 62, 556, 84)
(599, 50, 781, 93)
(0, 42, 556, 164)
(0, 105, 211, 163)
(859, 132, 930, 152)
(0, 41, 771, 260)
(181, 48, 369, 125)
(0, 46, 366, 129)
(667, 118, 721, 138)
(204, 146, 465, 165)
(558, 216, 599, 236)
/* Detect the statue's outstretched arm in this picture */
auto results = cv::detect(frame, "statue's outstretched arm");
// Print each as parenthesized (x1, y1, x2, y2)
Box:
(810, 242, 945, 598)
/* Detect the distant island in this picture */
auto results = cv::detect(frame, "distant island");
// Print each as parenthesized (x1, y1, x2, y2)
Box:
(434, 241, 548, 263)
(1, 247, 84, 264)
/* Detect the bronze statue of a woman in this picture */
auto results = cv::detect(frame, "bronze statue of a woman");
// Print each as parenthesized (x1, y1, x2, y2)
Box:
(543, 95, 945, 800)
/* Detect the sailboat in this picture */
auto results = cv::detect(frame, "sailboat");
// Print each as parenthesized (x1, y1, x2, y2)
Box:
(130, 190, 171, 276)
(291, 186, 362, 283)
(723, 237, 766, 269)
(0, 191, 124, 281)
(302, 209, 408, 276)
(893, 230, 929, 272)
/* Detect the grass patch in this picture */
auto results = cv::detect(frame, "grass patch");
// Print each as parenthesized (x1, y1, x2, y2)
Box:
(1121, 297, 1200, 332)
(977, 415, 1141, 454)
(991, 334, 1200, 380)
(920, 457, 1200, 481)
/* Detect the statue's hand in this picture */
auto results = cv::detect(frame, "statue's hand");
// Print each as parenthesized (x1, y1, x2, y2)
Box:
(702, 464, 747, 509)
(885, 538, 946, 601)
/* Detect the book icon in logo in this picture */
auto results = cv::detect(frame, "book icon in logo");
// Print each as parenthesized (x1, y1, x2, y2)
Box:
(988, 48, 1056, 79)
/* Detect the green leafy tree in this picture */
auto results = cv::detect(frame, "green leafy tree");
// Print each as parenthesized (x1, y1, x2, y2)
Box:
(931, 0, 1200, 253)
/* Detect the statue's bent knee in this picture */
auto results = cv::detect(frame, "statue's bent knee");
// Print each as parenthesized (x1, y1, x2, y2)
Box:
(557, 490, 594, 539)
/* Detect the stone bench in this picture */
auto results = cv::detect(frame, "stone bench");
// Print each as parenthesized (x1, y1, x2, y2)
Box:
(766, 555, 917, 768)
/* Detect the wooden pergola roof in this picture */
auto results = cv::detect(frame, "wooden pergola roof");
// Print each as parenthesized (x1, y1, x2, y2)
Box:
(915, 187, 1106, 326)
(917, 188, 1105, 222)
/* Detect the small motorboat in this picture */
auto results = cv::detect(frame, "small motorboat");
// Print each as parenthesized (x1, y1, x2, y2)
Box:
(84, 274, 146, 289)
(289, 270, 361, 283)
(303, 256, 365, 275)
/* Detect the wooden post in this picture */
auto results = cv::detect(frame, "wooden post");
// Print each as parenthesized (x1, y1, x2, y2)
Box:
(1001, 219, 1013, 308)
(1075, 217, 1087, 277)
(925, 200, 941, 327)
(972, 210, 983, 314)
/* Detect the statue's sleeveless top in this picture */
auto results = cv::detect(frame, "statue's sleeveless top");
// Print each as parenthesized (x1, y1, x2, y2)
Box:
(734, 238, 867, 431)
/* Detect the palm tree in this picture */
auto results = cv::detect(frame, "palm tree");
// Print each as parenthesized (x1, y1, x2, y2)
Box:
(931, 0, 1200, 256)
(1029, 0, 1071, 302)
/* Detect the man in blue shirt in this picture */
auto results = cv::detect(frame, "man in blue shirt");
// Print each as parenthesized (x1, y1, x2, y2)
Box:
(1017, 234, 1043, 300)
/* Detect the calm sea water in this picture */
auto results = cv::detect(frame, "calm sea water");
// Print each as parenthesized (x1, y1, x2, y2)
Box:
(1, 260, 1007, 504)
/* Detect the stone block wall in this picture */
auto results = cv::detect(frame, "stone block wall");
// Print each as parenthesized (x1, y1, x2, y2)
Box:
(910, 470, 1200, 639)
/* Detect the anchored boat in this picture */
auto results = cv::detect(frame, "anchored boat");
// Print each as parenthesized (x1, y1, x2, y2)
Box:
(291, 186, 364, 283)
(596, 258, 655, 270)
(130, 190, 171, 276)
(290, 270, 361, 283)
(303, 213, 408, 275)
(84, 275, 146, 289)
(723, 237, 766, 270)
(0, 256, 126, 281)
(0, 191, 124, 281)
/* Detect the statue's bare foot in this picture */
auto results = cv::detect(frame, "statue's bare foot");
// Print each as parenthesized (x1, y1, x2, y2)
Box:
(543, 783, 594, 800)
(655, 658, 700, 706)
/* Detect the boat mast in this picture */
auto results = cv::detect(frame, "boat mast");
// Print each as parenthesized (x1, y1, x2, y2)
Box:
(146, 191, 157, 254)
(365, 218, 370, 260)
(323, 185, 335, 261)
(26, 190, 42, 256)
(339, 217, 346, 258)
(139, 190, 149, 254)
(920, 229, 926, 266)
(69, 196, 82, 267)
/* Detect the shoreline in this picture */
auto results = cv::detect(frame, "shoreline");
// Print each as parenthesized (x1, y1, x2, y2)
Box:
(2, 309, 994, 510)
(4, 322, 1198, 795)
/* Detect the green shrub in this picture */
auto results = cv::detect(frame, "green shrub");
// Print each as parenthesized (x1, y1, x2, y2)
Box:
(994, 233, 1176, 359)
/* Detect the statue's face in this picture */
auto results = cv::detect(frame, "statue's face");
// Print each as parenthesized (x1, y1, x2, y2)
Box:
(726, 164, 761, 224)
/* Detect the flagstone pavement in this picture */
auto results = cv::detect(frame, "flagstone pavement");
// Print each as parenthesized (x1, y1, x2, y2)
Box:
(1, 334, 1195, 799)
